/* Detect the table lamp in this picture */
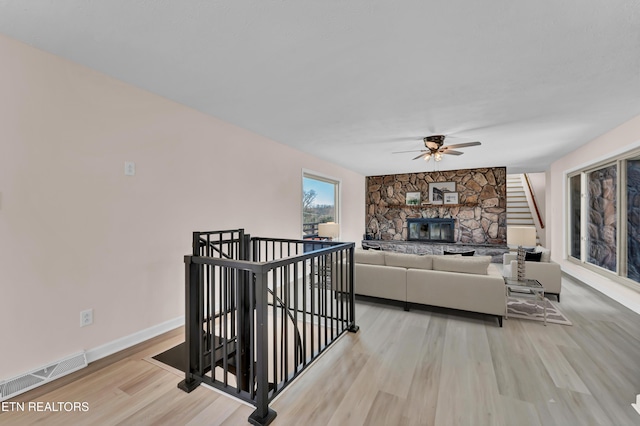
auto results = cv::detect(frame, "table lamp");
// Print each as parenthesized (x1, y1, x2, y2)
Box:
(318, 222, 340, 241)
(507, 226, 536, 281)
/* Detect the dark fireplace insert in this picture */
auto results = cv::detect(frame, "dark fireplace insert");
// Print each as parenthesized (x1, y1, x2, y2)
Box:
(407, 218, 455, 242)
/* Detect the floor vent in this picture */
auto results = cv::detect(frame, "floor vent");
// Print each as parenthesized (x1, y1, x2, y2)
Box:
(0, 352, 87, 401)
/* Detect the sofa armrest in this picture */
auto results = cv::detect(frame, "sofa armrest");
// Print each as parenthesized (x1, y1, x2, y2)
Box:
(509, 260, 562, 295)
(503, 253, 517, 265)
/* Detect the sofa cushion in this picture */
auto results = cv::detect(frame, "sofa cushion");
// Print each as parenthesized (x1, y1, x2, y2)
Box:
(443, 250, 475, 256)
(534, 245, 551, 262)
(432, 255, 491, 275)
(354, 248, 385, 265)
(384, 252, 433, 270)
(525, 251, 542, 262)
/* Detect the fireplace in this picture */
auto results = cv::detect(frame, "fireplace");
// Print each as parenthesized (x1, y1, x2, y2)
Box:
(407, 218, 456, 242)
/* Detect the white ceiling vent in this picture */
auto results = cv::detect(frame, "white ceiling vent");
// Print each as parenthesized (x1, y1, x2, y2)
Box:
(0, 352, 87, 401)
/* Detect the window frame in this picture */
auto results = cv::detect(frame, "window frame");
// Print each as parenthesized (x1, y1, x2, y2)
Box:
(301, 170, 341, 239)
(565, 148, 640, 289)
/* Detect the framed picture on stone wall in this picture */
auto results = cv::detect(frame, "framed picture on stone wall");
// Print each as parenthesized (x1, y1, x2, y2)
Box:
(444, 192, 459, 205)
(429, 182, 456, 205)
(405, 192, 421, 206)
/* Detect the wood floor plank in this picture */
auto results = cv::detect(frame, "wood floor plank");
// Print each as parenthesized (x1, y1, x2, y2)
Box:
(2, 275, 640, 425)
(499, 395, 542, 426)
(363, 390, 408, 426)
(434, 319, 505, 426)
(528, 337, 590, 395)
(403, 312, 447, 426)
(559, 344, 640, 425)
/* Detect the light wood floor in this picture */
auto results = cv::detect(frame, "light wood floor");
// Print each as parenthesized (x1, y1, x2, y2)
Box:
(3, 275, 640, 425)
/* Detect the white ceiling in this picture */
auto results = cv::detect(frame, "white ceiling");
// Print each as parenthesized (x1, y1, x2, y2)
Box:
(1, 1, 639, 176)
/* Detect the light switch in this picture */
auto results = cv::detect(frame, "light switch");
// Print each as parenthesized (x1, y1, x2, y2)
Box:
(124, 161, 136, 176)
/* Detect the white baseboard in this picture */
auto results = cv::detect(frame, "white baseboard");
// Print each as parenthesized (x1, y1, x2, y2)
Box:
(86, 316, 184, 363)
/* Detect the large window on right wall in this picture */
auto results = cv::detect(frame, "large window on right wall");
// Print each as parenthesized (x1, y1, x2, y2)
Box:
(567, 150, 640, 286)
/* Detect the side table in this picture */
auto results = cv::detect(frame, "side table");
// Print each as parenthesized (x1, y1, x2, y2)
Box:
(504, 277, 547, 326)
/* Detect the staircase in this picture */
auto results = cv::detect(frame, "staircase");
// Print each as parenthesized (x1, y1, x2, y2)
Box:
(506, 174, 540, 245)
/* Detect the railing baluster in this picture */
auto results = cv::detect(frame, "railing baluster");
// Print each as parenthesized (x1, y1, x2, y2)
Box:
(181, 231, 355, 426)
(302, 258, 307, 364)
(271, 268, 277, 393)
(283, 264, 289, 380)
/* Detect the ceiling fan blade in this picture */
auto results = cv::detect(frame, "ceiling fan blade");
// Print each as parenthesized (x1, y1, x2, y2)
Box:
(444, 141, 481, 149)
(441, 149, 464, 156)
(393, 149, 426, 154)
(412, 152, 430, 160)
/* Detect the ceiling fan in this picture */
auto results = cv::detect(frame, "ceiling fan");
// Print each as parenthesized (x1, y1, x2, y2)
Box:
(394, 135, 481, 162)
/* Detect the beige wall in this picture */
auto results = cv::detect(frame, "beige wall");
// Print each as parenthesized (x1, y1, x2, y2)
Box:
(548, 114, 640, 313)
(0, 34, 365, 379)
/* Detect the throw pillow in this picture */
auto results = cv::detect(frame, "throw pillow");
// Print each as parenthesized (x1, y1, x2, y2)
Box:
(444, 250, 475, 256)
(525, 251, 542, 262)
(534, 245, 551, 262)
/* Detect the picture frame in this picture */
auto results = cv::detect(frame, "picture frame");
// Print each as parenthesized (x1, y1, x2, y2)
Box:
(429, 182, 456, 205)
(405, 191, 421, 206)
(444, 192, 459, 205)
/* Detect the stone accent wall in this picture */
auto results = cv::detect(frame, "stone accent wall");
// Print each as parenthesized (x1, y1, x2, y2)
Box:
(366, 167, 507, 244)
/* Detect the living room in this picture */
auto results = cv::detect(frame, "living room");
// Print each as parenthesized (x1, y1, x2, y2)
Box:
(1, 2, 640, 425)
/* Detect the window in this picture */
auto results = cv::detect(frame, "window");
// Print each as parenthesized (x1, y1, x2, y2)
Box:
(586, 164, 617, 272)
(569, 174, 581, 259)
(567, 150, 640, 286)
(627, 158, 640, 282)
(302, 172, 340, 239)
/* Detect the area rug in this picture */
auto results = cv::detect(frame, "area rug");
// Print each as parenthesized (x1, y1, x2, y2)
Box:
(506, 297, 572, 326)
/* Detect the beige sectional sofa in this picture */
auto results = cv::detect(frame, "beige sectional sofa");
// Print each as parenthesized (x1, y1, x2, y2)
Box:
(354, 249, 506, 326)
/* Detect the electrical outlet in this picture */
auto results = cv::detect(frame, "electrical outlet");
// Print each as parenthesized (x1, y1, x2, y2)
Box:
(80, 309, 93, 327)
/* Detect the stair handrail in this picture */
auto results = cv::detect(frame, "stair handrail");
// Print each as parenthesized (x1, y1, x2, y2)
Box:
(523, 173, 545, 229)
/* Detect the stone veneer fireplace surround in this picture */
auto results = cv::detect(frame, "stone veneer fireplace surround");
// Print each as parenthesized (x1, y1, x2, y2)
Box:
(366, 167, 507, 245)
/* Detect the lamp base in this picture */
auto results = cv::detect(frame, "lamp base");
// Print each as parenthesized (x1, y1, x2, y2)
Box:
(516, 245, 526, 281)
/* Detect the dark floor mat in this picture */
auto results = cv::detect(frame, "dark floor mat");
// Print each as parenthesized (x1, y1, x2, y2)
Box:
(152, 342, 186, 372)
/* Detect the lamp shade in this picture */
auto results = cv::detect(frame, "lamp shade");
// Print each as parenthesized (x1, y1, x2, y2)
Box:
(318, 222, 340, 239)
(506, 226, 536, 247)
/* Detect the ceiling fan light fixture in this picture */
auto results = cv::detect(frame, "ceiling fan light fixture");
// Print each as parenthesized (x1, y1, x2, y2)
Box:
(434, 152, 443, 161)
(424, 153, 432, 162)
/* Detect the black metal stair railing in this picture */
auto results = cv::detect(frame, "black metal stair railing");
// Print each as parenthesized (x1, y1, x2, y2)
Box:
(178, 229, 358, 426)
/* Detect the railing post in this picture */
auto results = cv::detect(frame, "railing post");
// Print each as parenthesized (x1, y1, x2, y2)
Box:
(347, 246, 359, 333)
(248, 270, 277, 426)
(237, 233, 252, 392)
(178, 255, 202, 393)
